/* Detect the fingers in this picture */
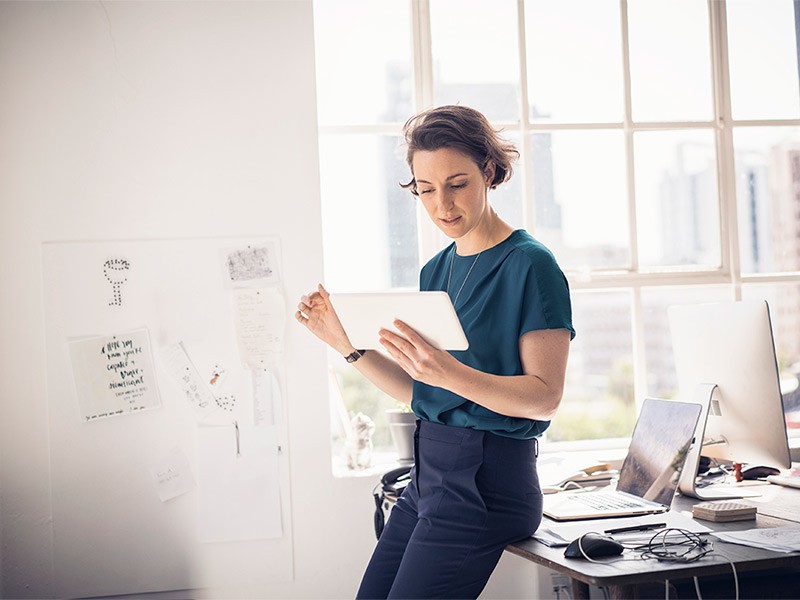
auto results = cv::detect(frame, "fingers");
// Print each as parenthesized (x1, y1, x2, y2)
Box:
(392, 320, 427, 348)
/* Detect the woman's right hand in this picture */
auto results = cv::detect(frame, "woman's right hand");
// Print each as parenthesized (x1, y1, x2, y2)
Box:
(295, 283, 353, 354)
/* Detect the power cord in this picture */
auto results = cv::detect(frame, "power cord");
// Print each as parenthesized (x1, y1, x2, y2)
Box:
(635, 528, 713, 563)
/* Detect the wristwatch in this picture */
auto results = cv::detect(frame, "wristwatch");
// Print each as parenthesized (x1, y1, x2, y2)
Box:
(344, 349, 366, 363)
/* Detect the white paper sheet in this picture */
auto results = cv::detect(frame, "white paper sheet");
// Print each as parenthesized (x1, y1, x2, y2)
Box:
(67, 328, 161, 422)
(253, 368, 281, 427)
(149, 447, 196, 502)
(220, 242, 280, 289)
(714, 525, 800, 552)
(160, 341, 221, 422)
(232, 287, 285, 369)
(197, 425, 282, 543)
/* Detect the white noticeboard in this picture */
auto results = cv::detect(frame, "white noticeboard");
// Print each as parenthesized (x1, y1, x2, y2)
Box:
(42, 237, 292, 598)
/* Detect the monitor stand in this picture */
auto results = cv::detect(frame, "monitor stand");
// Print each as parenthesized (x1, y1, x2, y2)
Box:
(678, 383, 760, 500)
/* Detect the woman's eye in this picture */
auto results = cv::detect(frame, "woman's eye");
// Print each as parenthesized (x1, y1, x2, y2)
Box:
(419, 188, 433, 195)
(451, 183, 466, 190)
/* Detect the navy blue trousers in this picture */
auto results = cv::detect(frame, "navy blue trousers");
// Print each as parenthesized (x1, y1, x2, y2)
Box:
(357, 420, 543, 599)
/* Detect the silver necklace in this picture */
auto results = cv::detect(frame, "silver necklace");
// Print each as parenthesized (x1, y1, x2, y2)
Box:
(447, 248, 481, 309)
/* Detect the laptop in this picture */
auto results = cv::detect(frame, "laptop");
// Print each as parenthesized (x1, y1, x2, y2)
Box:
(543, 398, 702, 521)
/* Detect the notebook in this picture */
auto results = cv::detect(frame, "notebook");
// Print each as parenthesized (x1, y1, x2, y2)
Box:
(543, 398, 702, 521)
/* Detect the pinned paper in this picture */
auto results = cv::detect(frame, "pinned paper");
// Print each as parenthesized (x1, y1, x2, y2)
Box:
(253, 368, 281, 426)
(160, 342, 219, 422)
(231, 287, 285, 369)
(149, 448, 195, 502)
(197, 425, 282, 542)
(68, 328, 161, 422)
(220, 242, 280, 289)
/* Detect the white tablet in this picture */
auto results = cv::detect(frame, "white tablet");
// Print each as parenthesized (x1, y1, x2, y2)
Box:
(330, 291, 469, 351)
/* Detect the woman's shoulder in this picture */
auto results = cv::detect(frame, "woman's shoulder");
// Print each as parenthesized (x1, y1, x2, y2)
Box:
(502, 230, 560, 269)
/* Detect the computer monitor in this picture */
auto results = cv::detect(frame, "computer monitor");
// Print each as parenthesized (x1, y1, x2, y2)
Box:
(668, 299, 792, 499)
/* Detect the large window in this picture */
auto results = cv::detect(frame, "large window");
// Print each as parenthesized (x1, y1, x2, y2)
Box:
(314, 0, 800, 466)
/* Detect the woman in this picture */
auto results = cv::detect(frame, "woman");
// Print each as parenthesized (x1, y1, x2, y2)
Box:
(296, 105, 574, 599)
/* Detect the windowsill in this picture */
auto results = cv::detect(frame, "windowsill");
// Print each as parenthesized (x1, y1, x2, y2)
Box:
(331, 434, 800, 479)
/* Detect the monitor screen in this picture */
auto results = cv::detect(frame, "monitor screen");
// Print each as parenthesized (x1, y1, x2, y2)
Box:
(668, 299, 791, 470)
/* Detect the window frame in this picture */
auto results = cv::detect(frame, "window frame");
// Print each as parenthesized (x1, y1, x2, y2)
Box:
(316, 0, 800, 455)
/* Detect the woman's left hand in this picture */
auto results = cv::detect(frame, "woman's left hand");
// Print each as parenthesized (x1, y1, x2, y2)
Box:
(379, 320, 459, 388)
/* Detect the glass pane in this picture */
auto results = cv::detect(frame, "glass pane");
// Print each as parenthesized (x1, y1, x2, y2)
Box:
(742, 284, 800, 430)
(627, 0, 713, 122)
(313, 0, 412, 126)
(532, 130, 629, 270)
(634, 129, 720, 269)
(641, 286, 734, 401)
(548, 291, 635, 442)
(490, 131, 525, 230)
(318, 134, 419, 290)
(726, 0, 800, 120)
(733, 127, 800, 274)
(525, 0, 623, 123)
(430, 0, 520, 122)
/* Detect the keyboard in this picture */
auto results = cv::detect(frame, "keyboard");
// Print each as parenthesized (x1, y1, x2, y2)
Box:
(570, 492, 644, 510)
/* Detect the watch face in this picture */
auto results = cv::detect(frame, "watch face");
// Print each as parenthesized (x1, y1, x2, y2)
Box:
(346, 350, 364, 363)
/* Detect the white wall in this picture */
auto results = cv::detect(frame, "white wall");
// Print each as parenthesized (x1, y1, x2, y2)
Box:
(0, 2, 542, 598)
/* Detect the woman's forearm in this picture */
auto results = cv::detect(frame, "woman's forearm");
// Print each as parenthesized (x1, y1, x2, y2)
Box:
(443, 360, 563, 421)
(352, 350, 414, 405)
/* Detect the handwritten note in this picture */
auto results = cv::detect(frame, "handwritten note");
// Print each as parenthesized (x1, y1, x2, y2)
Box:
(149, 448, 195, 502)
(68, 329, 161, 422)
(232, 287, 285, 369)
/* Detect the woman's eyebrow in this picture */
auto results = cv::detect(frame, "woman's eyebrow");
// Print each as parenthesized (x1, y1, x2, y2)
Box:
(415, 173, 469, 184)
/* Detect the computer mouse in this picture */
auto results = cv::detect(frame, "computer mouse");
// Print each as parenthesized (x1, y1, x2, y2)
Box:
(564, 533, 624, 559)
(740, 465, 781, 480)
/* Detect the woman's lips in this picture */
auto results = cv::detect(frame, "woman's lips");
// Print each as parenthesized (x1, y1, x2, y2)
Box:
(440, 215, 462, 227)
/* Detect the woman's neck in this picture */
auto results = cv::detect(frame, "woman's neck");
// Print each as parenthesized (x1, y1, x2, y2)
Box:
(454, 213, 513, 256)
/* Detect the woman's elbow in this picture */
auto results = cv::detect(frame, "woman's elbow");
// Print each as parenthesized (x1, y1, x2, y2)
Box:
(529, 386, 563, 421)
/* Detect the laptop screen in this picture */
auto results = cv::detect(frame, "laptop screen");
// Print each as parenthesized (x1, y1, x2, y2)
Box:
(616, 398, 702, 506)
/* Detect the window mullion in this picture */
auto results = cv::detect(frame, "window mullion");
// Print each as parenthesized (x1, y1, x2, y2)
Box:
(709, 0, 740, 298)
(517, 0, 535, 232)
(620, 0, 638, 275)
(410, 0, 440, 266)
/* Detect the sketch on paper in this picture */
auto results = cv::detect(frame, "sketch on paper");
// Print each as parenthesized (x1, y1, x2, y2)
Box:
(221, 242, 280, 288)
(160, 342, 219, 422)
(215, 394, 237, 413)
(67, 328, 161, 422)
(103, 258, 130, 306)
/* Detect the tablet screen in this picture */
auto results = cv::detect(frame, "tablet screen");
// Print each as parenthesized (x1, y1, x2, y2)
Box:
(330, 291, 469, 351)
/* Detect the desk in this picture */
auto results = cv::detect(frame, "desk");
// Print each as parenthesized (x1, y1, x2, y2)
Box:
(507, 483, 800, 599)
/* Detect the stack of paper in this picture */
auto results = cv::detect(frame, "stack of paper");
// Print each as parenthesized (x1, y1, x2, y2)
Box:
(692, 501, 757, 522)
(714, 525, 800, 553)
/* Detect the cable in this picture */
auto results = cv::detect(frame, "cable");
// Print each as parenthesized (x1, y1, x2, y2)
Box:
(637, 528, 713, 563)
(693, 576, 703, 599)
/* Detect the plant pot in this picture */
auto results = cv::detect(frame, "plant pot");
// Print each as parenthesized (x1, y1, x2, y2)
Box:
(386, 408, 416, 464)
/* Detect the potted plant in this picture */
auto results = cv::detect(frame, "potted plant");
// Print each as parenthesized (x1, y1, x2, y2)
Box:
(385, 403, 416, 464)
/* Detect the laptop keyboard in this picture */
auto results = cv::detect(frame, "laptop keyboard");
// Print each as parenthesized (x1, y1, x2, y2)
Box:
(570, 492, 644, 510)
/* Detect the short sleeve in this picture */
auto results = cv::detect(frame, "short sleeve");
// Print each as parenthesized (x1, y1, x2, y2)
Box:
(519, 251, 575, 340)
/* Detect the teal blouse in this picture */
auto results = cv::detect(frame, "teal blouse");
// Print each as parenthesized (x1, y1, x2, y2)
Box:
(411, 229, 575, 439)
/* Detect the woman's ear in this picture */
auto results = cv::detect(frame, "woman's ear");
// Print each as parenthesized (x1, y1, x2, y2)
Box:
(483, 160, 496, 188)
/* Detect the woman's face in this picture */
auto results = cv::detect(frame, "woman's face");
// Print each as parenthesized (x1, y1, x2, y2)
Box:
(411, 147, 492, 245)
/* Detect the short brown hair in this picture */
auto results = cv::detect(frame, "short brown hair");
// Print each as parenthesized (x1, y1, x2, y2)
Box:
(400, 105, 519, 195)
